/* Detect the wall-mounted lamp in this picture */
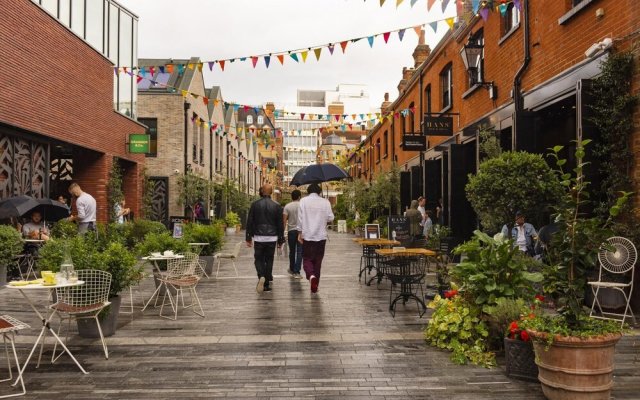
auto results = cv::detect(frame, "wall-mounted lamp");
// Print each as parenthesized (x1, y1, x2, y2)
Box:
(460, 38, 497, 100)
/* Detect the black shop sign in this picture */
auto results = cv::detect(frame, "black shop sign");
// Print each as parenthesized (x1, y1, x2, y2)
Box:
(402, 134, 426, 151)
(423, 115, 453, 136)
(388, 216, 410, 242)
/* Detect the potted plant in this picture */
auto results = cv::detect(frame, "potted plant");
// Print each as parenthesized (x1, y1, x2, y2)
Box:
(224, 211, 240, 235)
(0, 225, 24, 286)
(182, 221, 224, 276)
(522, 140, 628, 400)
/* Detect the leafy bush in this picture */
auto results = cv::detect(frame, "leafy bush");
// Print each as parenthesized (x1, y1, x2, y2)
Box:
(182, 222, 224, 256)
(0, 225, 23, 267)
(424, 294, 495, 367)
(50, 219, 78, 239)
(133, 232, 189, 258)
(225, 211, 240, 227)
(129, 219, 168, 246)
(451, 230, 543, 313)
(99, 242, 141, 297)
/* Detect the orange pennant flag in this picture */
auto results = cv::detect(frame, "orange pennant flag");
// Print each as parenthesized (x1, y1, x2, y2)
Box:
(166, 64, 174, 73)
(314, 48, 322, 61)
(340, 41, 348, 53)
(214, 99, 220, 106)
(413, 26, 422, 37)
(197, 63, 203, 72)
(427, 0, 436, 11)
(445, 17, 455, 30)
(301, 50, 309, 63)
(277, 54, 284, 65)
(219, 60, 225, 71)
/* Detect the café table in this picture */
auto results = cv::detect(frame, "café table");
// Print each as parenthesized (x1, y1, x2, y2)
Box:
(375, 248, 436, 317)
(355, 239, 400, 286)
(5, 279, 87, 380)
(140, 254, 185, 312)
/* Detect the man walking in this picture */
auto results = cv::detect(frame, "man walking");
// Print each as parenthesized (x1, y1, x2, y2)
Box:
(283, 189, 303, 279)
(67, 183, 96, 234)
(297, 183, 334, 293)
(246, 184, 285, 293)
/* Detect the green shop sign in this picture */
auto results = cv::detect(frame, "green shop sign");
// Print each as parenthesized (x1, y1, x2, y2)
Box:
(128, 134, 150, 153)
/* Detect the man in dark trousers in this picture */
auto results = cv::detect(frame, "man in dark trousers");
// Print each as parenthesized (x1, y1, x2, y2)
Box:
(246, 183, 285, 293)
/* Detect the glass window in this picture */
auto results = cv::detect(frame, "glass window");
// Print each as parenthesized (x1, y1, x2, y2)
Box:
(118, 11, 133, 116)
(424, 84, 432, 114)
(257, 115, 264, 125)
(70, 0, 84, 38)
(41, 0, 58, 17)
(138, 118, 158, 157)
(467, 30, 484, 87)
(383, 131, 388, 157)
(246, 115, 253, 124)
(440, 64, 453, 110)
(85, 0, 104, 52)
(59, 0, 71, 27)
(502, 4, 520, 36)
(108, 3, 118, 63)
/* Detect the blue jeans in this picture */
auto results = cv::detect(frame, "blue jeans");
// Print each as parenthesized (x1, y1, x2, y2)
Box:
(287, 230, 303, 274)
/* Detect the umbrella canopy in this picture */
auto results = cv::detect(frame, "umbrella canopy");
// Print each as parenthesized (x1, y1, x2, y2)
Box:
(290, 163, 349, 186)
(0, 195, 40, 220)
(34, 198, 71, 222)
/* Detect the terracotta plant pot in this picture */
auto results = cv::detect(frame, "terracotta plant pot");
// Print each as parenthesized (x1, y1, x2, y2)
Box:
(528, 330, 621, 400)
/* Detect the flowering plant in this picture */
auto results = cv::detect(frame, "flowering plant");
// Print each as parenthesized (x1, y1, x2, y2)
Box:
(507, 321, 530, 342)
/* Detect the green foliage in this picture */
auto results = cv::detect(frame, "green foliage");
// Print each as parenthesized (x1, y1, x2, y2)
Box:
(128, 219, 168, 248)
(333, 194, 352, 220)
(424, 295, 495, 367)
(521, 313, 622, 341)
(141, 168, 155, 219)
(588, 51, 638, 219)
(182, 222, 224, 256)
(371, 163, 401, 215)
(50, 219, 78, 239)
(107, 158, 124, 223)
(452, 230, 543, 313)
(177, 172, 214, 217)
(342, 178, 373, 222)
(484, 297, 529, 339)
(133, 232, 189, 258)
(0, 225, 23, 267)
(466, 151, 563, 233)
(543, 140, 631, 330)
(225, 211, 240, 227)
(478, 126, 502, 160)
(426, 225, 451, 250)
(100, 242, 141, 298)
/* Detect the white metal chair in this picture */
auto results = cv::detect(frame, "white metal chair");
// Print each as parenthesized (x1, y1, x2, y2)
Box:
(141, 257, 183, 312)
(49, 270, 112, 361)
(159, 259, 206, 320)
(213, 242, 241, 278)
(589, 237, 637, 328)
(0, 315, 29, 398)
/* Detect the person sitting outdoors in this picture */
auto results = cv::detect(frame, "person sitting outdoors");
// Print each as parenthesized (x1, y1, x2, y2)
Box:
(21, 211, 50, 241)
(501, 210, 537, 256)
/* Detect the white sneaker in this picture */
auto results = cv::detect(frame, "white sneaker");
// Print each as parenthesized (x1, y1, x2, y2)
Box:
(256, 277, 265, 293)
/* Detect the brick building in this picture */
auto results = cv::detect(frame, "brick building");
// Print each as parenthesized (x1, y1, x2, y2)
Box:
(350, 0, 640, 246)
(1, 0, 145, 222)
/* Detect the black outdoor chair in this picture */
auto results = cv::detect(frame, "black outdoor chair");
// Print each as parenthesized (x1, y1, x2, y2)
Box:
(377, 254, 427, 317)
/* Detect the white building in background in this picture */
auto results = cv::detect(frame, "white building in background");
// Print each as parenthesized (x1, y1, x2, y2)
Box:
(279, 84, 378, 185)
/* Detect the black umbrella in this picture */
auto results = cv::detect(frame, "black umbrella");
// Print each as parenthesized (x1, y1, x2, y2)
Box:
(34, 198, 71, 222)
(290, 163, 349, 186)
(0, 195, 40, 220)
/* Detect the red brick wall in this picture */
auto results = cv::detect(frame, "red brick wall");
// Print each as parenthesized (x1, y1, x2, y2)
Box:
(0, 0, 145, 221)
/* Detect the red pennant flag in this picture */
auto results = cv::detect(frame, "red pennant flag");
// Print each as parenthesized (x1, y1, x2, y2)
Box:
(277, 54, 284, 65)
(383, 32, 391, 43)
(136, 76, 143, 83)
(203, 97, 209, 105)
(149, 66, 155, 75)
(334, 115, 341, 122)
(340, 41, 348, 53)
(427, 0, 436, 11)
(243, 106, 250, 112)
(219, 60, 225, 71)
(251, 56, 258, 68)
(300, 113, 305, 120)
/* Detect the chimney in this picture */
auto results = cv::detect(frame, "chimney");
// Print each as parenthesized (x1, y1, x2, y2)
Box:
(381, 92, 392, 113)
(265, 102, 275, 119)
(412, 29, 431, 68)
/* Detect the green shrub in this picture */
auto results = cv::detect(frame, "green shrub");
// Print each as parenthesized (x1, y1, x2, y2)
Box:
(38, 236, 101, 272)
(424, 294, 495, 367)
(98, 242, 141, 297)
(0, 225, 23, 267)
(129, 219, 168, 245)
(225, 211, 240, 227)
(133, 232, 189, 258)
(50, 219, 78, 239)
(182, 222, 224, 256)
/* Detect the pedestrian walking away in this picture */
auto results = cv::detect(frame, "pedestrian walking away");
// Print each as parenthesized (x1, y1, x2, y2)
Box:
(67, 183, 97, 235)
(297, 183, 334, 293)
(283, 189, 303, 279)
(246, 184, 285, 294)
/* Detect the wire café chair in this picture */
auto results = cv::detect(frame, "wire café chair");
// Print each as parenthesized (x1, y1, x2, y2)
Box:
(0, 315, 29, 398)
(159, 258, 206, 320)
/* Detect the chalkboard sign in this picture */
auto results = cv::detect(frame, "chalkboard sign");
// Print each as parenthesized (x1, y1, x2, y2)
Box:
(365, 224, 380, 239)
(387, 215, 410, 242)
(172, 222, 184, 239)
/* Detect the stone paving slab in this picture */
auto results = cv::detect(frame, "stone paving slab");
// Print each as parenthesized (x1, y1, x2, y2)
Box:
(0, 231, 637, 399)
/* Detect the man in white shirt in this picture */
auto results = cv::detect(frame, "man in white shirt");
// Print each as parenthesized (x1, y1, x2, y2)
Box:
(67, 183, 97, 234)
(296, 183, 334, 293)
(417, 196, 426, 226)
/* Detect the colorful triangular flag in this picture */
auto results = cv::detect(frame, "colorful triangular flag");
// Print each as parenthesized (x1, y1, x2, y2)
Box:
(328, 44, 335, 55)
(219, 60, 225, 71)
(398, 29, 406, 41)
(251, 56, 259, 68)
(264, 55, 271, 68)
(314, 48, 322, 61)
(301, 50, 308, 62)
(290, 53, 299, 62)
(277, 54, 284, 65)
(441, 0, 451, 13)
(367, 36, 375, 47)
(340, 41, 348, 53)
(427, 0, 436, 11)
(445, 17, 455, 30)
(383, 32, 391, 43)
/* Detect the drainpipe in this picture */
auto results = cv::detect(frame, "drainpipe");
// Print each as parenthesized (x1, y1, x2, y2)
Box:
(183, 101, 191, 174)
(512, 0, 531, 145)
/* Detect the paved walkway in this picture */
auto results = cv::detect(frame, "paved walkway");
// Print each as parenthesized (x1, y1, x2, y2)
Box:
(0, 231, 638, 399)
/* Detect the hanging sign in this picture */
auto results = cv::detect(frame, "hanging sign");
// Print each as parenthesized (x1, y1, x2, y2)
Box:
(128, 134, 150, 153)
(423, 116, 453, 136)
(402, 134, 426, 151)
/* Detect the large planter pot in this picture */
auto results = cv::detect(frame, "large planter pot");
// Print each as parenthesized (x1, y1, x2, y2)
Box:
(504, 337, 539, 382)
(528, 330, 621, 400)
(77, 295, 122, 338)
(200, 255, 214, 276)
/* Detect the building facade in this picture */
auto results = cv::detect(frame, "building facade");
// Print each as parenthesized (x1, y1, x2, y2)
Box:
(1, 0, 145, 222)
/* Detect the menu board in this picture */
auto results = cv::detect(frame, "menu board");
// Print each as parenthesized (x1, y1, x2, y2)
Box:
(365, 224, 380, 239)
(387, 216, 410, 242)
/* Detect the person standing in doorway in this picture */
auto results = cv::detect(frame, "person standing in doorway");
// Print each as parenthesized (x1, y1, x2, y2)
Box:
(67, 183, 97, 234)
(297, 183, 334, 294)
(246, 184, 285, 294)
(114, 198, 130, 224)
(283, 189, 303, 279)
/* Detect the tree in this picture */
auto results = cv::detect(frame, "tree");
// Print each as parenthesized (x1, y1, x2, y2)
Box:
(465, 151, 562, 233)
(107, 158, 124, 223)
(176, 172, 214, 221)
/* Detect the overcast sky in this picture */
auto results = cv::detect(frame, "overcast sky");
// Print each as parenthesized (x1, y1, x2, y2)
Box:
(118, 0, 453, 110)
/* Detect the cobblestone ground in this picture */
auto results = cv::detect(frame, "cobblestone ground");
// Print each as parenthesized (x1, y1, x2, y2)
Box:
(0, 231, 638, 399)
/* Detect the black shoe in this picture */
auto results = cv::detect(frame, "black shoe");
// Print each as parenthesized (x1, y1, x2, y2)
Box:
(264, 286, 272, 292)
(287, 269, 295, 276)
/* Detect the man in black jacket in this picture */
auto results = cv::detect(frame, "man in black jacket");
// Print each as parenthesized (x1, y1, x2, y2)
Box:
(246, 184, 285, 293)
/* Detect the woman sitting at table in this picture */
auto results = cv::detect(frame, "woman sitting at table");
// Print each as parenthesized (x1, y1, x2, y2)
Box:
(405, 200, 424, 240)
(22, 211, 50, 241)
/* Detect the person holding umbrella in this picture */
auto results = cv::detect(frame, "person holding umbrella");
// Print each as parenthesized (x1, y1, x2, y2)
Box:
(22, 210, 50, 241)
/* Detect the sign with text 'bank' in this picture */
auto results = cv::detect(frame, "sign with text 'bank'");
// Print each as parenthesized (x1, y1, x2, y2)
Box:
(423, 116, 453, 136)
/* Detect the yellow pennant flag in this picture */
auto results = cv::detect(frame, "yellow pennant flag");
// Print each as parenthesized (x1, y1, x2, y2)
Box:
(181, 90, 188, 98)
(446, 17, 455, 30)
(314, 48, 322, 61)
(197, 63, 203, 72)
(187, 63, 195, 70)
(214, 99, 220, 106)
(396, 0, 403, 7)
(301, 50, 309, 63)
